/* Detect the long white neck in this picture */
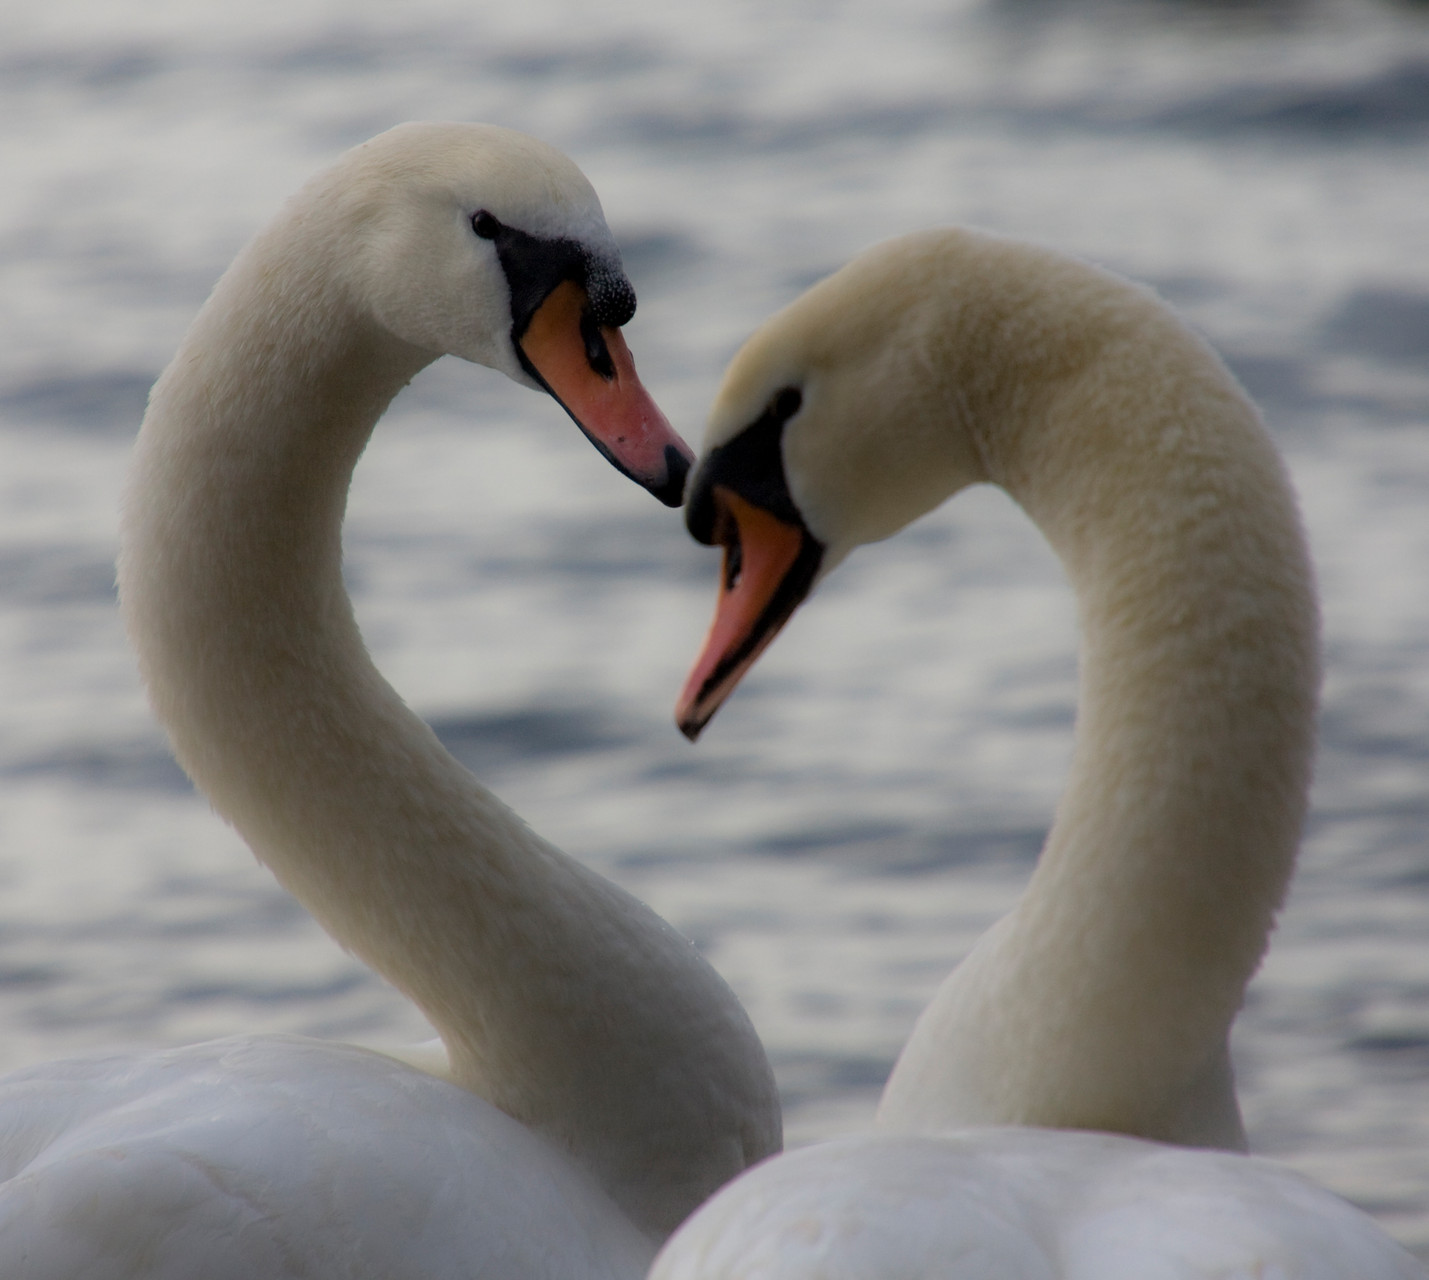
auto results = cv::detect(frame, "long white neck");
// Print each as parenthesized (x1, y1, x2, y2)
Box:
(876, 251, 1319, 1147)
(118, 216, 777, 1240)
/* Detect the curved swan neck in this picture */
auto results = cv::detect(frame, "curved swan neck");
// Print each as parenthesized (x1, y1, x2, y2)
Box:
(118, 210, 778, 1240)
(877, 239, 1319, 1144)
(121, 225, 437, 820)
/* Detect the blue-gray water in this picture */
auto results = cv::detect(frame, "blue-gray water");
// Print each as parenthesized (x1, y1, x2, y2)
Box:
(4, 0, 1429, 1255)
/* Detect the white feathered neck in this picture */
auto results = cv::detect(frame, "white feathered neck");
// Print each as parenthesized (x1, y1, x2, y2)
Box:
(710, 228, 1320, 1146)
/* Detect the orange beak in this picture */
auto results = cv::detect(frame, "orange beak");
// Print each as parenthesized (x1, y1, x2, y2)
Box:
(519, 279, 693, 507)
(676, 487, 823, 740)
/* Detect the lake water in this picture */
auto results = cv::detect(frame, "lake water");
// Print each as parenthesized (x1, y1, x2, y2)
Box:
(4, 0, 1429, 1257)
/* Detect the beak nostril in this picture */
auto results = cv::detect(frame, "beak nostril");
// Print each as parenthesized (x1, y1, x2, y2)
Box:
(723, 537, 744, 592)
(517, 280, 687, 506)
(579, 309, 616, 380)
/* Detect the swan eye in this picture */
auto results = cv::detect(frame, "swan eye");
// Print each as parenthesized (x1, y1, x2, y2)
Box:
(772, 387, 802, 421)
(471, 210, 501, 240)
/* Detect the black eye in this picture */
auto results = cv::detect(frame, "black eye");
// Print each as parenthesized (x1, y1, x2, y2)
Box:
(772, 387, 802, 422)
(471, 210, 500, 239)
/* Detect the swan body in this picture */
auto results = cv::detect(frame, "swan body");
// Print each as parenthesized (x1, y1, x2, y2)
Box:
(661, 229, 1421, 1276)
(653, 1130, 1421, 1280)
(0, 1037, 651, 1280)
(0, 122, 780, 1276)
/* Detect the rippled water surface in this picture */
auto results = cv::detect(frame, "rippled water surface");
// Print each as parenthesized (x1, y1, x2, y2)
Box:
(4, 0, 1429, 1255)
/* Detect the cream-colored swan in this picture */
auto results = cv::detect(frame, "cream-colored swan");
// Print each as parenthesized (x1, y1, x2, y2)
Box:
(656, 228, 1423, 1276)
(0, 123, 780, 1278)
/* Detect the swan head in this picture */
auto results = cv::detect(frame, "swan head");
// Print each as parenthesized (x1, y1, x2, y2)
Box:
(676, 232, 998, 737)
(313, 122, 692, 505)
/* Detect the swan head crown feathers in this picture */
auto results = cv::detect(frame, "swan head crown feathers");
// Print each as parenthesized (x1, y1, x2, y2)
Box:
(676, 230, 1031, 735)
(321, 123, 617, 370)
(226, 121, 692, 504)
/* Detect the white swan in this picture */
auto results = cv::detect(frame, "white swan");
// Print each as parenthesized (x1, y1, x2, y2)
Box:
(655, 228, 1423, 1277)
(0, 122, 780, 1278)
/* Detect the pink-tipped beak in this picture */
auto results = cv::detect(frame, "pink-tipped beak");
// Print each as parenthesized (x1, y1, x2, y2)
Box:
(677, 487, 819, 740)
(520, 279, 693, 506)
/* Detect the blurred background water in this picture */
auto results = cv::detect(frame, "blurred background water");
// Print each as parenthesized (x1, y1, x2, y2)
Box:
(3, 0, 1429, 1255)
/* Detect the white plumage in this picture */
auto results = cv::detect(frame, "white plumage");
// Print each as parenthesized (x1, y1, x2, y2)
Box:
(663, 227, 1423, 1278)
(0, 1038, 650, 1279)
(655, 1130, 1420, 1280)
(0, 122, 779, 1277)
